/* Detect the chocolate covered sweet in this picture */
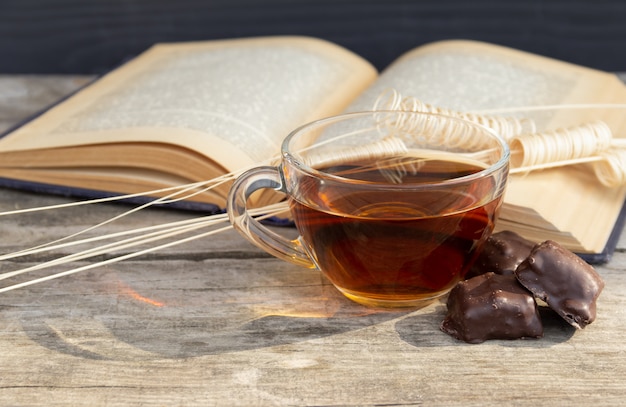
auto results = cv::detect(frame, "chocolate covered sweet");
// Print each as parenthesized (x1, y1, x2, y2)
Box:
(466, 230, 535, 279)
(515, 240, 605, 329)
(441, 272, 543, 344)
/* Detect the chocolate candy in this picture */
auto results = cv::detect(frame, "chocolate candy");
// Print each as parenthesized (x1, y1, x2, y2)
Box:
(441, 272, 543, 344)
(515, 240, 605, 329)
(466, 230, 535, 279)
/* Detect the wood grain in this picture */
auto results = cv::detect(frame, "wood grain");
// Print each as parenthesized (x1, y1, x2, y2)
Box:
(1, 1, 626, 74)
(1, 75, 626, 406)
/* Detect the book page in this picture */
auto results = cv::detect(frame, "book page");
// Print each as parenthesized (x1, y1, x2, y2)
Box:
(348, 40, 625, 127)
(346, 40, 626, 252)
(0, 36, 377, 172)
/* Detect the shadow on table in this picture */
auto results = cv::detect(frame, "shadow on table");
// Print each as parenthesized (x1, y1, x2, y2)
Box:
(13, 262, 418, 360)
(19, 303, 411, 360)
(11, 260, 577, 359)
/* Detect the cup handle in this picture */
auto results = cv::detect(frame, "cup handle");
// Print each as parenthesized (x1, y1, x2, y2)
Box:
(227, 166, 316, 269)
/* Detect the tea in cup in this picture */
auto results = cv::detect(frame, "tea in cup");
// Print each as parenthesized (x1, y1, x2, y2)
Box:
(228, 111, 509, 308)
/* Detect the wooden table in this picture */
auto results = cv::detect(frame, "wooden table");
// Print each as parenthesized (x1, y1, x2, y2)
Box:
(1, 75, 625, 406)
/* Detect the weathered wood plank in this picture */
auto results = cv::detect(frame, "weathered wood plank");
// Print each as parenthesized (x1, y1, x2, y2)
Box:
(0, 75, 94, 133)
(0, 255, 625, 406)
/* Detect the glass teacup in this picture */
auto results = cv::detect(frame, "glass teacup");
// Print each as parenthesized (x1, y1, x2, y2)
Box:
(228, 111, 509, 308)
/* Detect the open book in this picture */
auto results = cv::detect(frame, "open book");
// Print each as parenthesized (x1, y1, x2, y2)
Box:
(1, 36, 625, 261)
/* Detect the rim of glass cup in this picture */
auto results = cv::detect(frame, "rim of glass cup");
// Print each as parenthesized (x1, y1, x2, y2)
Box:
(281, 110, 511, 189)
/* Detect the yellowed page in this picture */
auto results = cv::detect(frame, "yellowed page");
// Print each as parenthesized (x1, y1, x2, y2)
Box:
(347, 40, 626, 253)
(0, 36, 378, 173)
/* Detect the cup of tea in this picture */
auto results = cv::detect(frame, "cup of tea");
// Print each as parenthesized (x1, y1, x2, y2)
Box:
(227, 111, 510, 308)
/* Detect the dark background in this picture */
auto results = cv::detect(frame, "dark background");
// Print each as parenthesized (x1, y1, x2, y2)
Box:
(1, 0, 625, 74)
